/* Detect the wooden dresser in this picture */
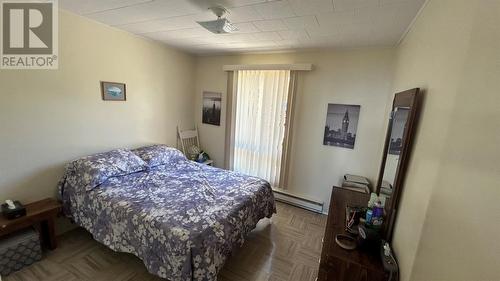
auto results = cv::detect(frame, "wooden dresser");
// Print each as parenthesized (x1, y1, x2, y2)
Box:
(318, 187, 388, 281)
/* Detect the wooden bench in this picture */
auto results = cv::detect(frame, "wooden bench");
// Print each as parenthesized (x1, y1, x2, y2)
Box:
(0, 198, 61, 250)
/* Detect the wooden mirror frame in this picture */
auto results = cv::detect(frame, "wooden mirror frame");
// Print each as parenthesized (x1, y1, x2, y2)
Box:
(376, 88, 421, 242)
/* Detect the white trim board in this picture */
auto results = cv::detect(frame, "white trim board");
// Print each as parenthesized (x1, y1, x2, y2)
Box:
(223, 64, 313, 71)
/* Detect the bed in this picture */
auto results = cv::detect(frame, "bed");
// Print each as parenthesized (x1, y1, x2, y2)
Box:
(58, 145, 276, 281)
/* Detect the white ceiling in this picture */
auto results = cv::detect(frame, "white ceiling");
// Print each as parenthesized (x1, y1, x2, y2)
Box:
(60, 0, 426, 55)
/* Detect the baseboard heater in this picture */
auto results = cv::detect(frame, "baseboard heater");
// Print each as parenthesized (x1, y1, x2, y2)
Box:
(272, 188, 324, 214)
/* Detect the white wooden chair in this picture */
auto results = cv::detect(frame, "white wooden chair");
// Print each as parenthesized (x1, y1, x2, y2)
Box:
(177, 126, 213, 166)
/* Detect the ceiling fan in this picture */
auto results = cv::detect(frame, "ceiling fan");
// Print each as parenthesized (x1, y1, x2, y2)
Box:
(196, 6, 238, 34)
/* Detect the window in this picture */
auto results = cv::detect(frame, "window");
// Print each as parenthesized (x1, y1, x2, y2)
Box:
(232, 70, 291, 187)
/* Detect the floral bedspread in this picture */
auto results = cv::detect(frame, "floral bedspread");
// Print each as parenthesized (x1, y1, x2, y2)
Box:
(59, 159, 275, 281)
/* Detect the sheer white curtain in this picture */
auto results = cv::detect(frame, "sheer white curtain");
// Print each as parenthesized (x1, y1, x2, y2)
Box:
(233, 70, 291, 187)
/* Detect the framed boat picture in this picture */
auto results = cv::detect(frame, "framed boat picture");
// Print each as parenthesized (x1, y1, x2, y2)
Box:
(101, 81, 126, 101)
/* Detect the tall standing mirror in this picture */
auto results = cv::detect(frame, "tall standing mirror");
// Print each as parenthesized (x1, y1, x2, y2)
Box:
(377, 88, 421, 242)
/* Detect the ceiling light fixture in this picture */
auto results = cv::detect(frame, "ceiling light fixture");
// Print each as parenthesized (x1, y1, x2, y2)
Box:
(197, 6, 238, 34)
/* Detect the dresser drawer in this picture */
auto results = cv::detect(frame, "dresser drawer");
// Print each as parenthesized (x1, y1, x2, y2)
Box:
(318, 256, 388, 281)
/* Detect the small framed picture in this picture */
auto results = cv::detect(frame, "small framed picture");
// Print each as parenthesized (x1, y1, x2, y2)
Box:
(101, 81, 126, 101)
(202, 91, 222, 126)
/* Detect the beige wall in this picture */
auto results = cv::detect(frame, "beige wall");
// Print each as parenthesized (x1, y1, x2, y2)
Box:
(391, 0, 500, 280)
(0, 11, 195, 205)
(194, 49, 395, 208)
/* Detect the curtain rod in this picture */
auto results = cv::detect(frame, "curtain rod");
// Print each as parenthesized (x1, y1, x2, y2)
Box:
(223, 64, 313, 71)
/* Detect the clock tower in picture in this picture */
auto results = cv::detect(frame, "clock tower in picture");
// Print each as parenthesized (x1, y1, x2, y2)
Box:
(342, 110, 350, 140)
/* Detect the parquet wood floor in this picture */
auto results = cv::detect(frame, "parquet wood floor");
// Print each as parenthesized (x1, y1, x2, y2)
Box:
(5, 202, 327, 281)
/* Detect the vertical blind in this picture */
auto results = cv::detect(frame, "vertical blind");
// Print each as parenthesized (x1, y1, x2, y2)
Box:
(233, 70, 291, 187)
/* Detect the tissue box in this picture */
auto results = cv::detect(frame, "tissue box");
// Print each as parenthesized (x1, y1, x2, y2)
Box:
(1, 201, 26, 220)
(0, 227, 42, 276)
